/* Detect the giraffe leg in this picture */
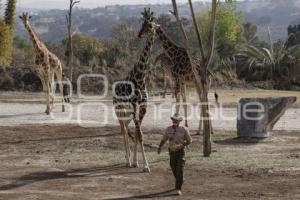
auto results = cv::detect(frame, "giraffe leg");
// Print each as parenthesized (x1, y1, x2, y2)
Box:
(44, 76, 51, 115)
(40, 80, 49, 114)
(49, 72, 55, 109)
(119, 119, 131, 167)
(163, 75, 167, 98)
(116, 105, 132, 167)
(138, 104, 150, 172)
(40, 78, 47, 93)
(132, 104, 139, 168)
(140, 134, 150, 172)
(134, 121, 150, 172)
(133, 103, 147, 168)
(181, 83, 188, 127)
(132, 133, 139, 168)
(55, 67, 65, 112)
(37, 71, 46, 92)
(39, 70, 49, 114)
(170, 78, 175, 98)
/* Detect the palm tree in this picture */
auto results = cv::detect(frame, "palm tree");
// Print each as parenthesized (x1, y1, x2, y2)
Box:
(239, 30, 300, 84)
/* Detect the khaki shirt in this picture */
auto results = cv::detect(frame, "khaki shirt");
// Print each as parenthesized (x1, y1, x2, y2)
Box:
(162, 126, 192, 152)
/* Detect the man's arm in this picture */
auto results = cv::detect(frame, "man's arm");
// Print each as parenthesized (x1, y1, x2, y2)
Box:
(158, 130, 168, 154)
(184, 127, 192, 146)
(157, 140, 166, 154)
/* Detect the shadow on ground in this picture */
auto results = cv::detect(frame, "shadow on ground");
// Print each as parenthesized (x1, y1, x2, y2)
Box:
(0, 164, 141, 191)
(0, 112, 42, 119)
(102, 189, 178, 200)
(214, 137, 262, 145)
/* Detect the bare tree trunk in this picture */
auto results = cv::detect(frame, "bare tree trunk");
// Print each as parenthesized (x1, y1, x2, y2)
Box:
(66, 0, 80, 82)
(171, 0, 217, 157)
(199, 0, 217, 157)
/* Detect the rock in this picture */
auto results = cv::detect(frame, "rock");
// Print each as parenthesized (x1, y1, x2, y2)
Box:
(237, 96, 297, 138)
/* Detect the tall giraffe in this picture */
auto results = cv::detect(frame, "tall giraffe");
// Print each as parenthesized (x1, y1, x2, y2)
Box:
(113, 8, 155, 172)
(140, 18, 218, 128)
(19, 13, 65, 115)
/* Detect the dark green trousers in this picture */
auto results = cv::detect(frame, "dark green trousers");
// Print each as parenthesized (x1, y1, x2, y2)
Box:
(169, 148, 185, 190)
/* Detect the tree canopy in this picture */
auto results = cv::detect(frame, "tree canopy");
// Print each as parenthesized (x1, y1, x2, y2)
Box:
(195, 0, 243, 58)
(63, 33, 103, 66)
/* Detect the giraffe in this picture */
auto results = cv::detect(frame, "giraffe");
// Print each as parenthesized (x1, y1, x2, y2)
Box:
(140, 18, 218, 129)
(154, 52, 175, 98)
(113, 8, 155, 172)
(19, 13, 65, 115)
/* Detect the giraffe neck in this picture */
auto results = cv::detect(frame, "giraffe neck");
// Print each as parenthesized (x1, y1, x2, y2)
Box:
(128, 33, 155, 83)
(155, 26, 180, 58)
(24, 22, 45, 53)
(137, 33, 154, 67)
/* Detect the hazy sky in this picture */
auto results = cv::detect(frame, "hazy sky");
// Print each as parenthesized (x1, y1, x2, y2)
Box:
(18, 0, 246, 9)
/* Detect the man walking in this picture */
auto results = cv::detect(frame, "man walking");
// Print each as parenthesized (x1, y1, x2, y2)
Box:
(158, 114, 192, 196)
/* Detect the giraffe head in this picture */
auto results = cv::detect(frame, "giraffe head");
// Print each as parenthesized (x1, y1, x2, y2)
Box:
(19, 12, 32, 26)
(138, 8, 156, 38)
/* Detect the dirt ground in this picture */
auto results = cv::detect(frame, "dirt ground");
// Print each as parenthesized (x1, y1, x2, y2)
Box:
(0, 124, 299, 200)
(0, 90, 299, 199)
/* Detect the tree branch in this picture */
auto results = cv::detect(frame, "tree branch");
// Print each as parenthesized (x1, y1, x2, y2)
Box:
(71, 1, 80, 8)
(66, 15, 69, 24)
(188, 0, 205, 63)
(205, 0, 217, 70)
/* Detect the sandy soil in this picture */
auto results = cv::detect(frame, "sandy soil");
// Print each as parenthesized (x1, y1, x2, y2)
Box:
(0, 125, 299, 200)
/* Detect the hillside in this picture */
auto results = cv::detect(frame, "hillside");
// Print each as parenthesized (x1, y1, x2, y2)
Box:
(14, 0, 300, 43)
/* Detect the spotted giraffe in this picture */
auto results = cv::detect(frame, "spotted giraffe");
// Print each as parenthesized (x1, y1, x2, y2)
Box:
(154, 52, 175, 98)
(20, 13, 65, 115)
(113, 8, 156, 172)
(140, 15, 218, 129)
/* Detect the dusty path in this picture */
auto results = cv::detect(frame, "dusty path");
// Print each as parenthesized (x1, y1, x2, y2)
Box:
(0, 101, 300, 131)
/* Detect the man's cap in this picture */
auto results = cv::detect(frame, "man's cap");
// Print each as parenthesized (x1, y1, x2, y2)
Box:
(171, 113, 183, 122)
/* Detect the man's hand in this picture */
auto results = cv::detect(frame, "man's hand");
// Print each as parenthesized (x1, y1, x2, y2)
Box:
(158, 140, 165, 155)
(174, 143, 184, 150)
